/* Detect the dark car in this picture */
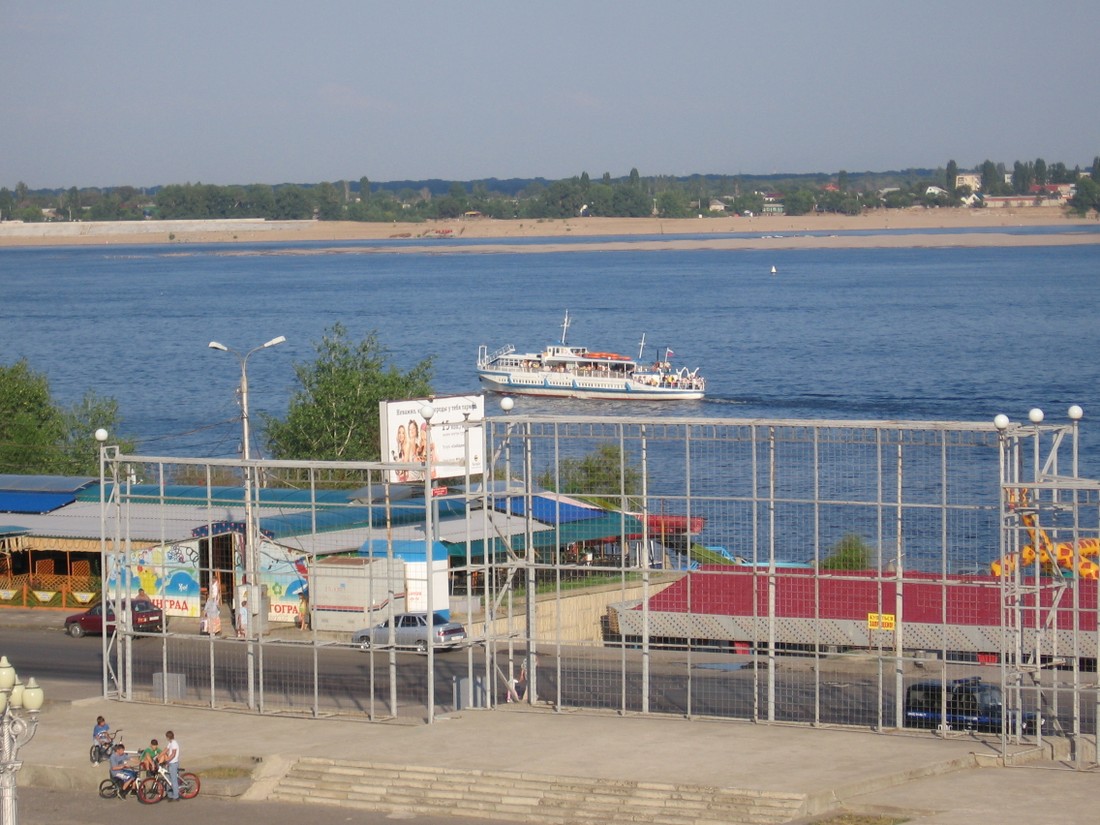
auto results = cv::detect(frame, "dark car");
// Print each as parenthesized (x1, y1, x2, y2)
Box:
(64, 600, 165, 637)
(904, 676, 1039, 733)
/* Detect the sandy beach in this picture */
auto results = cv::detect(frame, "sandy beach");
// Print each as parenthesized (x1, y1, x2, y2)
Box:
(0, 209, 1097, 253)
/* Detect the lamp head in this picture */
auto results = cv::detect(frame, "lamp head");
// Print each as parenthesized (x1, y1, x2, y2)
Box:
(1068, 404, 1084, 421)
(1028, 408, 1044, 424)
(500, 397, 514, 413)
(22, 677, 44, 711)
(208, 341, 229, 352)
(263, 335, 286, 348)
(420, 404, 435, 422)
(0, 656, 15, 690)
(993, 414, 1010, 431)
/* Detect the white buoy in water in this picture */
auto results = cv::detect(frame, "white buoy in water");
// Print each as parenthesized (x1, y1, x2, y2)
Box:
(770, 265, 777, 275)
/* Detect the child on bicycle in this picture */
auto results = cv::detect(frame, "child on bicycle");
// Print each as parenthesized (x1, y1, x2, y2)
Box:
(108, 742, 138, 796)
(139, 738, 162, 775)
(92, 715, 110, 747)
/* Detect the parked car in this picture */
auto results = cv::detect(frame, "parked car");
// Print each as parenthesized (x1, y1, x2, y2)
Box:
(903, 676, 1040, 733)
(64, 600, 165, 637)
(352, 612, 467, 653)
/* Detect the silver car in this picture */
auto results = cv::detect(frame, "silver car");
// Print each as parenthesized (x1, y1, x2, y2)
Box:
(352, 612, 467, 653)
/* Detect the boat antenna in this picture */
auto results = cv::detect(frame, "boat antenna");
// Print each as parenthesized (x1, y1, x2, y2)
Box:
(637, 332, 646, 361)
(560, 310, 571, 345)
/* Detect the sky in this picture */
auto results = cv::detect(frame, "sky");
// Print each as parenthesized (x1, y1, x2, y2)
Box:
(3, 1, 1098, 190)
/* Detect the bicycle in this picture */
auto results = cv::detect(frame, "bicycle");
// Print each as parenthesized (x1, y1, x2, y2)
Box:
(137, 762, 200, 804)
(98, 772, 138, 800)
(89, 729, 123, 765)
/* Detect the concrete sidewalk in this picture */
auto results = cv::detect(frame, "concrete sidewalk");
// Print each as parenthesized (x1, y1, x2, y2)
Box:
(7, 608, 1099, 823)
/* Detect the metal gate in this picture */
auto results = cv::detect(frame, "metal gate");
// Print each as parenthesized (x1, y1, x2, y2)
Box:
(99, 409, 1099, 765)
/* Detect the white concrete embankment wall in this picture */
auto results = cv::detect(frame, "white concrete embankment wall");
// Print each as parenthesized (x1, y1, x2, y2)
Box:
(454, 575, 681, 644)
(0, 219, 316, 238)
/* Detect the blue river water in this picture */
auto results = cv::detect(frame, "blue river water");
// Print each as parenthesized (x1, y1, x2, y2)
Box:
(1, 237, 1098, 471)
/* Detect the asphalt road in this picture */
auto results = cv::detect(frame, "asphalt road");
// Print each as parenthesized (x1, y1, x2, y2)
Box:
(21, 786, 525, 825)
(6, 626, 1094, 732)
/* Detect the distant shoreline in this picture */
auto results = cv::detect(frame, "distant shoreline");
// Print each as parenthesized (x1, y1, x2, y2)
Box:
(1, 210, 1097, 253)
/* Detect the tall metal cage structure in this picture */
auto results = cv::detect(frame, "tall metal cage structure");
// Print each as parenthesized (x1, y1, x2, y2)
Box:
(98, 409, 1098, 766)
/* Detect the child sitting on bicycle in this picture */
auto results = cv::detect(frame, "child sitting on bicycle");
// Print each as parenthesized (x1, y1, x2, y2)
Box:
(108, 743, 138, 796)
(92, 716, 110, 747)
(139, 738, 162, 775)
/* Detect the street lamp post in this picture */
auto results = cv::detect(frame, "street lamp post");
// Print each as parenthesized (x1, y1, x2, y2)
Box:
(0, 656, 45, 825)
(420, 403, 436, 723)
(209, 336, 286, 709)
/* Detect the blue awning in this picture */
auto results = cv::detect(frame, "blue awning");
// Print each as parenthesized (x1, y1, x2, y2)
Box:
(0, 491, 78, 515)
(492, 494, 605, 523)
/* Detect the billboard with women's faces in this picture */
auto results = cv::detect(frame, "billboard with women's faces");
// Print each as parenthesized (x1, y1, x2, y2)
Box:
(379, 394, 485, 483)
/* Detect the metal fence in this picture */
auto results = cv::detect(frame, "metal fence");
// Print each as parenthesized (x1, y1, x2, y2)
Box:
(101, 411, 1100, 764)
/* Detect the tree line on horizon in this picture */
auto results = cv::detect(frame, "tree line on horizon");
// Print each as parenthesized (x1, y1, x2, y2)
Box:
(3, 156, 1100, 224)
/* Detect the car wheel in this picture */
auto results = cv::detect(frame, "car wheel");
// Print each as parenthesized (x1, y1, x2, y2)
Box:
(67, 623, 85, 638)
(356, 638, 371, 650)
(415, 639, 428, 654)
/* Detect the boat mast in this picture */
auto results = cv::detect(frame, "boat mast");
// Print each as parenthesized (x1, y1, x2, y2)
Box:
(637, 332, 646, 361)
(560, 310, 571, 345)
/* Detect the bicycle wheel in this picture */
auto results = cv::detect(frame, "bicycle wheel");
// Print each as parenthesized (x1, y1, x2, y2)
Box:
(179, 772, 201, 799)
(137, 776, 165, 804)
(90, 744, 101, 764)
(98, 779, 119, 799)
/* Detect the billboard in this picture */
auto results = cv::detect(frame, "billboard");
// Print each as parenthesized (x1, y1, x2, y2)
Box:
(379, 394, 485, 483)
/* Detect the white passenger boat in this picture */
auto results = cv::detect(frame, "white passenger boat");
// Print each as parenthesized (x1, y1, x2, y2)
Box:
(476, 312, 706, 400)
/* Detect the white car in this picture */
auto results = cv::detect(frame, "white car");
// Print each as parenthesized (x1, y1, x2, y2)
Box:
(352, 612, 467, 653)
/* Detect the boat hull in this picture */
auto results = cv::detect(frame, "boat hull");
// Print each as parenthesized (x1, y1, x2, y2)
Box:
(478, 371, 704, 401)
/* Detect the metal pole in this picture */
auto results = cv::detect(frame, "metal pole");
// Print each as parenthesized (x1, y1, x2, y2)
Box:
(240, 355, 257, 710)
(97, 433, 109, 698)
(422, 407, 435, 723)
(0, 665, 43, 825)
(209, 336, 285, 712)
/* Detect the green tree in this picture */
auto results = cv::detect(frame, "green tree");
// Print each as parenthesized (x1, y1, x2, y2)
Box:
(656, 189, 691, 218)
(945, 160, 958, 192)
(60, 391, 134, 474)
(1068, 176, 1100, 216)
(980, 160, 999, 192)
(1033, 157, 1047, 186)
(784, 189, 816, 215)
(314, 182, 343, 220)
(821, 533, 873, 570)
(538, 443, 642, 510)
(0, 360, 129, 474)
(272, 185, 312, 219)
(263, 324, 434, 461)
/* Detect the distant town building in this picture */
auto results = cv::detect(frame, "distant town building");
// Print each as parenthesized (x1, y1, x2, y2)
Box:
(982, 195, 1062, 209)
(954, 172, 982, 192)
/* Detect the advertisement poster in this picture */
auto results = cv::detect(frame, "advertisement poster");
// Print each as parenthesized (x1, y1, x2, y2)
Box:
(379, 395, 484, 483)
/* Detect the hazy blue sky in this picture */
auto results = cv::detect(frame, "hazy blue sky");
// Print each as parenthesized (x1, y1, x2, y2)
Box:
(4, 1, 1097, 189)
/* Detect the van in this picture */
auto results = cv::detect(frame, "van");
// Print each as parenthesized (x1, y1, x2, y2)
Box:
(903, 676, 1038, 733)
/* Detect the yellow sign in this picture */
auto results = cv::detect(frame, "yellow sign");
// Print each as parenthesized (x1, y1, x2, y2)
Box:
(867, 613, 896, 630)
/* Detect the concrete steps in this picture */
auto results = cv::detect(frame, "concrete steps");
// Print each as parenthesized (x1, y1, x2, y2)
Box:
(268, 758, 807, 825)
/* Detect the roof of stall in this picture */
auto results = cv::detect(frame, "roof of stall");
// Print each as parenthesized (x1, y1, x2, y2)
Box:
(0, 474, 98, 514)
